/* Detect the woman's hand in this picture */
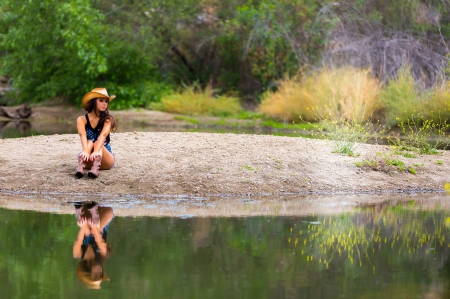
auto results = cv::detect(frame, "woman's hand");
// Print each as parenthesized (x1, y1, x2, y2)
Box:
(77, 217, 88, 228)
(88, 218, 100, 230)
(80, 151, 90, 161)
(89, 151, 102, 161)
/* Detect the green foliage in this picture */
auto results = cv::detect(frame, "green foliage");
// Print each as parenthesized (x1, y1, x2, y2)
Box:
(0, 0, 107, 101)
(388, 112, 450, 154)
(173, 115, 200, 124)
(109, 82, 174, 110)
(357, 0, 420, 29)
(0, 0, 339, 105)
(387, 158, 404, 167)
(236, 111, 262, 120)
(355, 152, 407, 173)
(0, 0, 176, 105)
(2, 0, 450, 107)
(392, 147, 418, 158)
(220, 0, 335, 90)
(408, 166, 416, 174)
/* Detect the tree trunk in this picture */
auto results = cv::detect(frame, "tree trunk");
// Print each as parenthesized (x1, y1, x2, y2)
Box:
(0, 104, 32, 119)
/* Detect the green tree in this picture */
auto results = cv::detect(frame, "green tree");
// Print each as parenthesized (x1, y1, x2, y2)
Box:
(0, 0, 108, 102)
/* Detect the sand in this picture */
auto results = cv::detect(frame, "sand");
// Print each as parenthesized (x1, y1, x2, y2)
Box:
(0, 131, 448, 198)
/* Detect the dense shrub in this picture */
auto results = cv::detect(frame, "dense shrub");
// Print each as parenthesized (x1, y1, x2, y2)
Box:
(109, 82, 174, 110)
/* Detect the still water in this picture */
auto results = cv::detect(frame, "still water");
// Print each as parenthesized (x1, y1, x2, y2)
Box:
(0, 120, 296, 139)
(1, 200, 450, 299)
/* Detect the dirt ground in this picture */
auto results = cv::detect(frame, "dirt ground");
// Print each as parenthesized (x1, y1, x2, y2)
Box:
(0, 128, 449, 198)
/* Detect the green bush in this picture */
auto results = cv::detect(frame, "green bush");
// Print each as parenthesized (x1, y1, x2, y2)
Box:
(380, 66, 423, 126)
(109, 82, 174, 110)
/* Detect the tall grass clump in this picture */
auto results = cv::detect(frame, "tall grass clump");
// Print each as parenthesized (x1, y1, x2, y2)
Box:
(421, 82, 450, 121)
(258, 77, 316, 122)
(154, 85, 242, 117)
(380, 66, 423, 126)
(259, 67, 381, 122)
(310, 115, 385, 156)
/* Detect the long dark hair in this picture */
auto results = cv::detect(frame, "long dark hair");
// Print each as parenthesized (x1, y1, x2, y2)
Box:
(85, 98, 117, 132)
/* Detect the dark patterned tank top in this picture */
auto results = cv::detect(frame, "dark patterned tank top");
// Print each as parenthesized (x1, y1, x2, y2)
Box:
(85, 114, 111, 145)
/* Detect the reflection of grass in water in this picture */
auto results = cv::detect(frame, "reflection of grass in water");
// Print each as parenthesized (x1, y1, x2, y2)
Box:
(289, 205, 449, 272)
(174, 115, 200, 124)
(262, 120, 314, 130)
(0, 127, 78, 139)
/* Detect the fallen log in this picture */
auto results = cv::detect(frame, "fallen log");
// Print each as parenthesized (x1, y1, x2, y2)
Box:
(0, 104, 32, 119)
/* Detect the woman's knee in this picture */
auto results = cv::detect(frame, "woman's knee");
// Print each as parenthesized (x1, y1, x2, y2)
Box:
(100, 150, 115, 170)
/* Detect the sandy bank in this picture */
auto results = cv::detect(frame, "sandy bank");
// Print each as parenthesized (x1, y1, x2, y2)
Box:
(0, 132, 449, 199)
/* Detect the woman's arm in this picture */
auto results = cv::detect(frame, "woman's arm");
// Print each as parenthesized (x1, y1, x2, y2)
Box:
(90, 119, 112, 160)
(73, 218, 88, 258)
(89, 219, 108, 257)
(76, 116, 90, 161)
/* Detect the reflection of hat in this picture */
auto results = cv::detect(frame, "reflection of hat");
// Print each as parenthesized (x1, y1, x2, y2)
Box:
(82, 88, 116, 109)
(77, 262, 110, 289)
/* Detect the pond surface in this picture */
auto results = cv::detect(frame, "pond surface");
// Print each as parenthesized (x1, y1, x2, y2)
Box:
(2, 197, 450, 298)
(0, 120, 297, 139)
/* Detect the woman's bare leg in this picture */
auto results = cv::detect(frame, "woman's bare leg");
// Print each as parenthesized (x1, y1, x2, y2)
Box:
(98, 207, 113, 231)
(99, 145, 115, 170)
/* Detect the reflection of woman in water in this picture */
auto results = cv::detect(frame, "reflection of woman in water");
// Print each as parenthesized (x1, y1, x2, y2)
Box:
(72, 202, 113, 289)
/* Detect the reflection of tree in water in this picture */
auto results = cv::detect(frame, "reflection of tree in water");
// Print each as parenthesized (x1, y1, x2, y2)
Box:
(0, 121, 31, 137)
(289, 203, 450, 273)
(4, 205, 450, 298)
(192, 218, 212, 250)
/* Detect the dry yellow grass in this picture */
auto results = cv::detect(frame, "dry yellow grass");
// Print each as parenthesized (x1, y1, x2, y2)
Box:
(260, 67, 381, 122)
(157, 85, 242, 116)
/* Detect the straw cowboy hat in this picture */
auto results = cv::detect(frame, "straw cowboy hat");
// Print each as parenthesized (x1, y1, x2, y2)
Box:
(77, 262, 110, 289)
(82, 88, 116, 109)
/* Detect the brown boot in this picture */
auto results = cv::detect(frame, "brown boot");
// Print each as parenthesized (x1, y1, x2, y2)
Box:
(75, 155, 86, 178)
(88, 156, 102, 178)
(75, 205, 85, 221)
